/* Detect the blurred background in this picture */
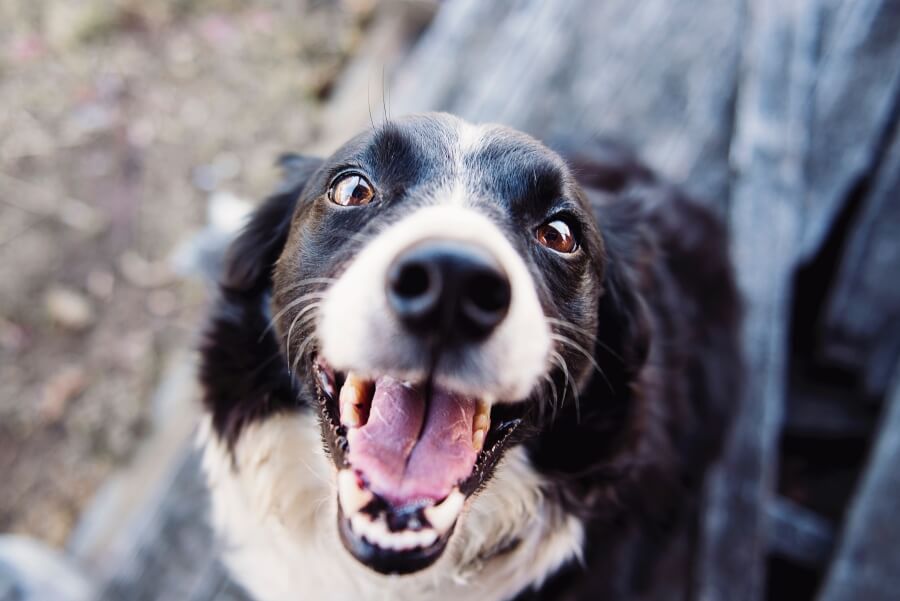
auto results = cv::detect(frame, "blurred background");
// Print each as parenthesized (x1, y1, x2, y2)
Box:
(0, 1, 898, 600)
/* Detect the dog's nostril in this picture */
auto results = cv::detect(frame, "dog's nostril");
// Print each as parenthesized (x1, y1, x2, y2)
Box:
(459, 269, 511, 336)
(393, 262, 432, 300)
(466, 272, 511, 314)
(387, 255, 443, 327)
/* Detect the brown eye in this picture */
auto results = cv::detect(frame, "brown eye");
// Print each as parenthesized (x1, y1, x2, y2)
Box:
(330, 173, 375, 206)
(536, 219, 578, 253)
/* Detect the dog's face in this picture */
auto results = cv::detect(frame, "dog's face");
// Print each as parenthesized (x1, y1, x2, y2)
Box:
(270, 114, 605, 575)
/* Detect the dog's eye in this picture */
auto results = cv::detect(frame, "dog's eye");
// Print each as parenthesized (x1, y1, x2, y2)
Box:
(536, 219, 578, 254)
(330, 173, 375, 207)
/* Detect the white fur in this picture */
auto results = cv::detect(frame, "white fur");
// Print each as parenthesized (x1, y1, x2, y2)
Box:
(200, 413, 583, 601)
(317, 204, 551, 403)
(448, 122, 485, 207)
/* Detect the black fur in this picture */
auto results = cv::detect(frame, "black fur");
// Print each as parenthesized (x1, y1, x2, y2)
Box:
(199, 114, 741, 599)
(199, 155, 321, 448)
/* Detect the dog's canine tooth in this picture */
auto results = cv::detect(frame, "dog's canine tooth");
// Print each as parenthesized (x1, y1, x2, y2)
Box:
(472, 429, 486, 453)
(339, 372, 371, 428)
(472, 399, 491, 451)
(338, 469, 373, 516)
(424, 489, 465, 533)
(474, 412, 490, 433)
(341, 402, 363, 428)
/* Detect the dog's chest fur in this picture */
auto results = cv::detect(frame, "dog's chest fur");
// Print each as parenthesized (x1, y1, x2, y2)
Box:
(200, 412, 583, 601)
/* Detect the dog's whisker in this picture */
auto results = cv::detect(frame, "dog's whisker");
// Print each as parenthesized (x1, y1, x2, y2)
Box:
(291, 334, 318, 378)
(540, 373, 560, 422)
(545, 317, 596, 343)
(285, 303, 321, 370)
(550, 333, 615, 395)
(247, 350, 286, 379)
(260, 292, 329, 342)
(550, 350, 580, 423)
(285, 313, 321, 367)
(287, 314, 318, 373)
(594, 339, 625, 364)
(288, 457, 331, 488)
(546, 316, 625, 365)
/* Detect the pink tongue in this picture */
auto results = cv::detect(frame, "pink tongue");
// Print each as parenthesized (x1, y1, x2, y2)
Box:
(346, 376, 478, 505)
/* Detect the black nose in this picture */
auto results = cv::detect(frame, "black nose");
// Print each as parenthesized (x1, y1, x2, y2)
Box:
(386, 241, 511, 341)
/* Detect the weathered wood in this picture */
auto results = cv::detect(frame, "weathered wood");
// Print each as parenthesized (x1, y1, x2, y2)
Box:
(694, 0, 818, 597)
(96, 448, 249, 601)
(798, 0, 900, 263)
(820, 123, 900, 396)
(390, 0, 742, 204)
(766, 497, 835, 567)
(785, 380, 874, 438)
(816, 361, 900, 601)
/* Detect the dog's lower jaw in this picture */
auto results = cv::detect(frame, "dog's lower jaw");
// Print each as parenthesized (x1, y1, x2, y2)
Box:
(199, 412, 583, 601)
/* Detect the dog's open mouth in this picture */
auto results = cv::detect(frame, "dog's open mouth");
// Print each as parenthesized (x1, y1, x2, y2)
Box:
(312, 358, 523, 575)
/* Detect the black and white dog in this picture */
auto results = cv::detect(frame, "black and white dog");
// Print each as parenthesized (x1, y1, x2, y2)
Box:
(199, 113, 741, 601)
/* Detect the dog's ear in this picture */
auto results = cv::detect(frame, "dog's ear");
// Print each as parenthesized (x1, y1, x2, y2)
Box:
(222, 154, 322, 294)
(596, 255, 652, 387)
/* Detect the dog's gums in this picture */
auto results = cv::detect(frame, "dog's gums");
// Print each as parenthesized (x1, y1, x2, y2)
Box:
(313, 357, 521, 574)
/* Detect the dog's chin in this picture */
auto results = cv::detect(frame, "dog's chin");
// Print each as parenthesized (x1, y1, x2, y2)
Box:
(311, 357, 526, 575)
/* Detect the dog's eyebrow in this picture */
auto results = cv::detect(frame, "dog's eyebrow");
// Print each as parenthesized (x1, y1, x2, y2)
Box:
(467, 145, 564, 207)
(365, 125, 425, 184)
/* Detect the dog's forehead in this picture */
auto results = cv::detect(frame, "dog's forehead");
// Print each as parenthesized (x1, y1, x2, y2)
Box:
(338, 114, 568, 203)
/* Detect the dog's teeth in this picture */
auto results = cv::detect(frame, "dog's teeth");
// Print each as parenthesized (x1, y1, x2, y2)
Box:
(338, 469, 373, 515)
(342, 403, 363, 428)
(424, 489, 465, 533)
(474, 413, 490, 432)
(472, 429, 486, 453)
(472, 399, 491, 451)
(350, 512, 370, 537)
(415, 529, 438, 548)
(339, 372, 371, 428)
(348, 508, 440, 551)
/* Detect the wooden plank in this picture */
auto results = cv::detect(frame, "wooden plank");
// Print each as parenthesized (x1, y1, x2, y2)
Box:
(694, 0, 818, 598)
(390, 0, 742, 203)
(816, 360, 900, 601)
(820, 123, 900, 395)
(95, 449, 248, 601)
(186, 559, 252, 601)
(798, 0, 900, 262)
(785, 380, 874, 438)
(766, 497, 835, 567)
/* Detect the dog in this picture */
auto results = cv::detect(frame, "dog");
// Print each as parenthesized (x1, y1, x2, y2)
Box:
(198, 112, 741, 601)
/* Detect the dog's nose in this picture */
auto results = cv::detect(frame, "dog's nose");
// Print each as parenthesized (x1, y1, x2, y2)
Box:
(386, 241, 511, 341)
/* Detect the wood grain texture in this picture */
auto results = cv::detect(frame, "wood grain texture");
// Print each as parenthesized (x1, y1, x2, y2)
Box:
(693, 0, 814, 597)
(816, 361, 900, 601)
(798, 0, 900, 262)
(95, 449, 250, 601)
(391, 0, 742, 204)
(820, 124, 900, 395)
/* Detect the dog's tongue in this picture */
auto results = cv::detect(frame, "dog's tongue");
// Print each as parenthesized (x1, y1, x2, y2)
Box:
(346, 376, 478, 505)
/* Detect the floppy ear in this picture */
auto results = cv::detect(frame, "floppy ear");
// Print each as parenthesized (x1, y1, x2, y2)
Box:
(598, 239, 653, 378)
(591, 199, 654, 399)
(222, 154, 322, 294)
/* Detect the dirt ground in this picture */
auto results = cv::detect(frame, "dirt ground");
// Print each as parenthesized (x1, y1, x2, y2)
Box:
(0, 0, 368, 546)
